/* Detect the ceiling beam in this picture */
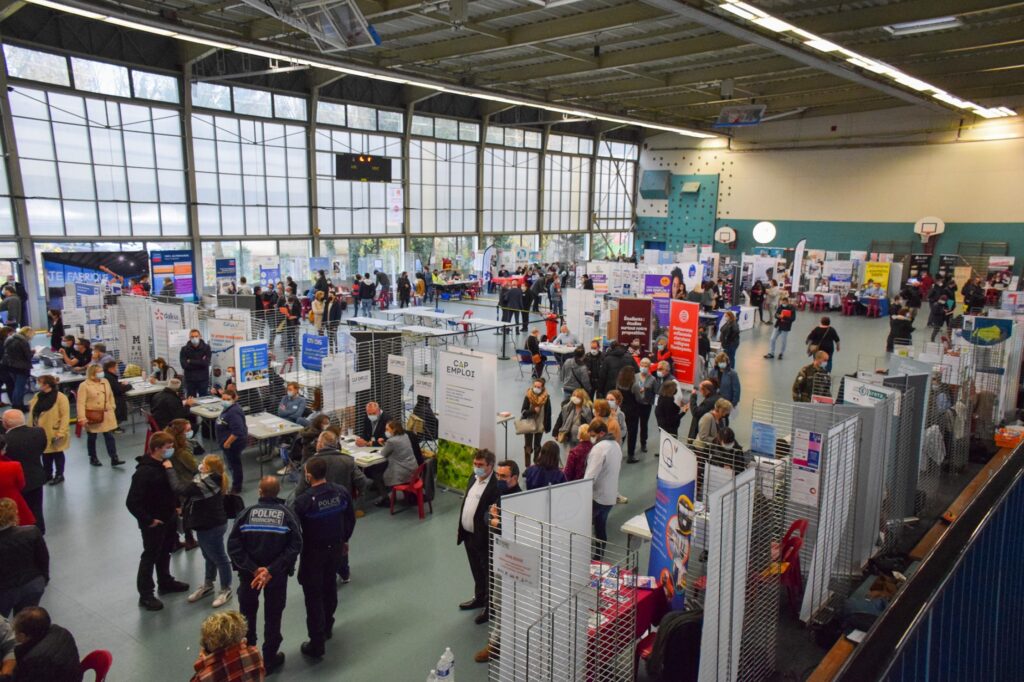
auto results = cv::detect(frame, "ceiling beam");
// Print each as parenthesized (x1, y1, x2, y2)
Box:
(379, 4, 667, 67)
(481, 0, 1020, 85)
(550, 21, 1024, 100)
(634, 0, 969, 114)
(0, 0, 25, 22)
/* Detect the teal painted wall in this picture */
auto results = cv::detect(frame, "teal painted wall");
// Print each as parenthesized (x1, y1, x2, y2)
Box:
(636, 174, 718, 253)
(713, 219, 1024, 262)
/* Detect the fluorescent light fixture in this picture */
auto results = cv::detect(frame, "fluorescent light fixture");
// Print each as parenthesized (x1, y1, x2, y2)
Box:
(106, 17, 178, 36)
(754, 16, 795, 33)
(885, 16, 963, 37)
(183, 36, 235, 50)
(26, 0, 103, 19)
(714, 0, 1016, 118)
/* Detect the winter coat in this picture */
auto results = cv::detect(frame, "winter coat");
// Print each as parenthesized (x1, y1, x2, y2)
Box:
(0, 333, 32, 372)
(179, 339, 212, 382)
(27, 391, 71, 454)
(597, 346, 638, 395)
(76, 378, 118, 433)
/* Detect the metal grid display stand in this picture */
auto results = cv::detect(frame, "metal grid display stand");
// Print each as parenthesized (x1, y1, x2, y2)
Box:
(488, 510, 639, 682)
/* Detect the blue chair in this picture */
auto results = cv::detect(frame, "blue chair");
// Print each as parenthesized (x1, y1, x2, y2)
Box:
(515, 349, 534, 378)
(540, 349, 558, 378)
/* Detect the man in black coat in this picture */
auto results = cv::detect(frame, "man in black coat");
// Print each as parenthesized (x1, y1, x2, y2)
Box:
(2, 410, 47, 533)
(149, 379, 194, 430)
(125, 432, 189, 610)
(456, 449, 500, 625)
(7, 607, 81, 682)
(505, 284, 526, 332)
(355, 402, 389, 447)
(597, 342, 639, 395)
(179, 329, 212, 397)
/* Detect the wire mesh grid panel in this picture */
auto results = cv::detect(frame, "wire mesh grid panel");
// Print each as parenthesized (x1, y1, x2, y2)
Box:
(697, 466, 782, 682)
(489, 508, 638, 682)
(914, 342, 974, 473)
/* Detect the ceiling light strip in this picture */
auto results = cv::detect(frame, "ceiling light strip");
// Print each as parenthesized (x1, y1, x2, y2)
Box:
(715, 1, 1016, 119)
(24, 0, 717, 138)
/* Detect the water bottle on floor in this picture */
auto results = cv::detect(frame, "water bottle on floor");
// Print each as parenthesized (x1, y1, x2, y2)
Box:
(436, 647, 455, 680)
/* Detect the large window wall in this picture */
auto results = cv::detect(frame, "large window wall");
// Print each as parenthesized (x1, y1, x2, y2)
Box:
(1, 43, 641, 290)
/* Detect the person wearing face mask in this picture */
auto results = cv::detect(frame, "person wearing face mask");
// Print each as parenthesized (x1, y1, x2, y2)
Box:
(558, 348, 592, 401)
(215, 389, 248, 494)
(710, 353, 740, 425)
(281, 294, 302, 355)
(324, 290, 344, 351)
(520, 379, 551, 467)
(311, 290, 326, 333)
(277, 382, 308, 426)
(562, 424, 593, 482)
(126, 432, 191, 611)
(710, 426, 747, 473)
(553, 324, 577, 348)
(695, 398, 732, 449)
(583, 419, 622, 558)
(166, 418, 200, 552)
(371, 420, 418, 508)
(652, 336, 672, 371)
(27, 376, 69, 486)
(163, 454, 234, 609)
(355, 402, 388, 447)
(456, 449, 499, 625)
(58, 336, 88, 372)
(632, 359, 657, 453)
(553, 388, 593, 447)
(683, 380, 720, 442)
(603, 390, 628, 449)
(519, 284, 534, 332)
(149, 357, 177, 384)
(76, 365, 123, 467)
(928, 295, 955, 342)
(180, 329, 212, 397)
(652, 360, 672, 393)
(583, 341, 603, 398)
(792, 350, 830, 403)
(494, 459, 522, 495)
(210, 366, 237, 399)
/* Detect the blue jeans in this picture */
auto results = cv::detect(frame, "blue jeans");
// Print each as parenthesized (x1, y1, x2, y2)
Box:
(185, 378, 209, 397)
(725, 345, 737, 368)
(360, 299, 373, 316)
(551, 299, 563, 316)
(769, 329, 789, 356)
(196, 523, 232, 589)
(223, 440, 245, 493)
(9, 371, 27, 409)
(0, 575, 45, 618)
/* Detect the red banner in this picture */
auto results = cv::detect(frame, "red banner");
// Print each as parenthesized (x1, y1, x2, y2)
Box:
(669, 300, 700, 386)
(616, 298, 653, 352)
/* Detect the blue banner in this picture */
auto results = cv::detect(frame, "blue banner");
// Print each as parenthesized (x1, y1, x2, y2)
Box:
(649, 430, 698, 611)
(301, 333, 329, 371)
(151, 250, 195, 300)
(259, 266, 281, 288)
(962, 316, 1014, 346)
(235, 340, 270, 390)
(215, 258, 237, 280)
(310, 257, 330, 275)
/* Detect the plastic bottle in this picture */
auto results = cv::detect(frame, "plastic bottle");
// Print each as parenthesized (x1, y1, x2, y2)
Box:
(436, 647, 455, 680)
(426, 670, 438, 682)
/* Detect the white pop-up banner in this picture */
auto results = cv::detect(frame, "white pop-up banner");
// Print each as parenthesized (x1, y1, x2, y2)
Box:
(208, 316, 248, 378)
(436, 348, 497, 488)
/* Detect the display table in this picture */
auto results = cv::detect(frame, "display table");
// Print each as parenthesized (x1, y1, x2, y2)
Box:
(733, 305, 757, 332)
(383, 305, 434, 318)
(339, 436, 387, 469)
(30, 366, 85, 385)
(404, 310, 458, 326)
(859, 296, 890, 316)
(347, 316, 401, 329)
(246, 413, 304, 475)
(620, 513, 652, 551)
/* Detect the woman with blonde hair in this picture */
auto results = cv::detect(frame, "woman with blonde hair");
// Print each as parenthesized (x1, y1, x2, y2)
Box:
(311, 289, 326, 332)
(191, 610, 264, 681)
(27, 374, 70, 485)
(77, 364, 122, 467)
(163, 453, 233, 608)
(553, 388, 593, 447)
(592, 399, 621, 445)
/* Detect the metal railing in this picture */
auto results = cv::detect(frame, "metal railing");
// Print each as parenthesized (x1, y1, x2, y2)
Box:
(835, 442, 1024, 681)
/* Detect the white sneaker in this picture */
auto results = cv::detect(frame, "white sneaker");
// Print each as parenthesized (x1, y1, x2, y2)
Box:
(188, 583, 214, 603)
(616, 494, 629, 505)
(276, 464, 293, 475)
(212, 589, 233, 608)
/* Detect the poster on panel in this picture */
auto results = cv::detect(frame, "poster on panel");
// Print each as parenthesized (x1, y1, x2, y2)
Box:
(863, 261, 891, 289)
(436, 348, 497, 488)
(648, 430, 698, 611)
(616, 298, 653, 352)
(669, 300, 700, 386)
(301, 333, 330, 371)
(235, 340, 270, 390)
(215, 258, 237, 293)
(151, 302, 185, 371)
(643, 274, 672, 330)
(150, 250, 196, 301)
(116, 295, 152, 370)
(208, 316, 248, 379)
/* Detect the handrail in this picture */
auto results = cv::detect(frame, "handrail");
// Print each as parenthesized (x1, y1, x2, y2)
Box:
(834, 440, 1024, 680)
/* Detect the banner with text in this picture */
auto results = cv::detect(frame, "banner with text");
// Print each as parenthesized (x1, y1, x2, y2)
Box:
(301, 333, 330, 371)
(208, 316, 248, 378)
(863, 261, 891, 289)
(235, 340, 270, 390)
(436, 348, 497, 489)
(669, 300, 700, 386)
(649, 430, 698, 611)
(616, 298, 653, 352)
(643, 274, 672, 329)
(150, 250, 196, 301)
(151, 302, 185, 371)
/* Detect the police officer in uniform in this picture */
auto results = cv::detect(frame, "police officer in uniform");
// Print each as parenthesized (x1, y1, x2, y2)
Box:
(292, 457, 356, 658)
(227, 476, 302, 675)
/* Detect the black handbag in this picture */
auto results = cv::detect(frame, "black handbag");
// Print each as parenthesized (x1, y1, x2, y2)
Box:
(223, 493, 245, 519)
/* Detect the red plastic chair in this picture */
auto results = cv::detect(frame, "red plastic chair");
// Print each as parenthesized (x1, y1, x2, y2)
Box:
(866, 299, 881, 318)
(80, 650, 113, 682)
(784, 518, 809, 544)
(389, 461, 432, 519)
(143, 411, 160, 453)
(779, 535, 805, 616)
(796, 293, 808, 311)
(812, 294, 826, 312)
(841, 298, 856, 316)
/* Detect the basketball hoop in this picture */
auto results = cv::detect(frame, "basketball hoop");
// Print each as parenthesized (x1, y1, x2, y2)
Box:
(914, 217, 944, 244)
